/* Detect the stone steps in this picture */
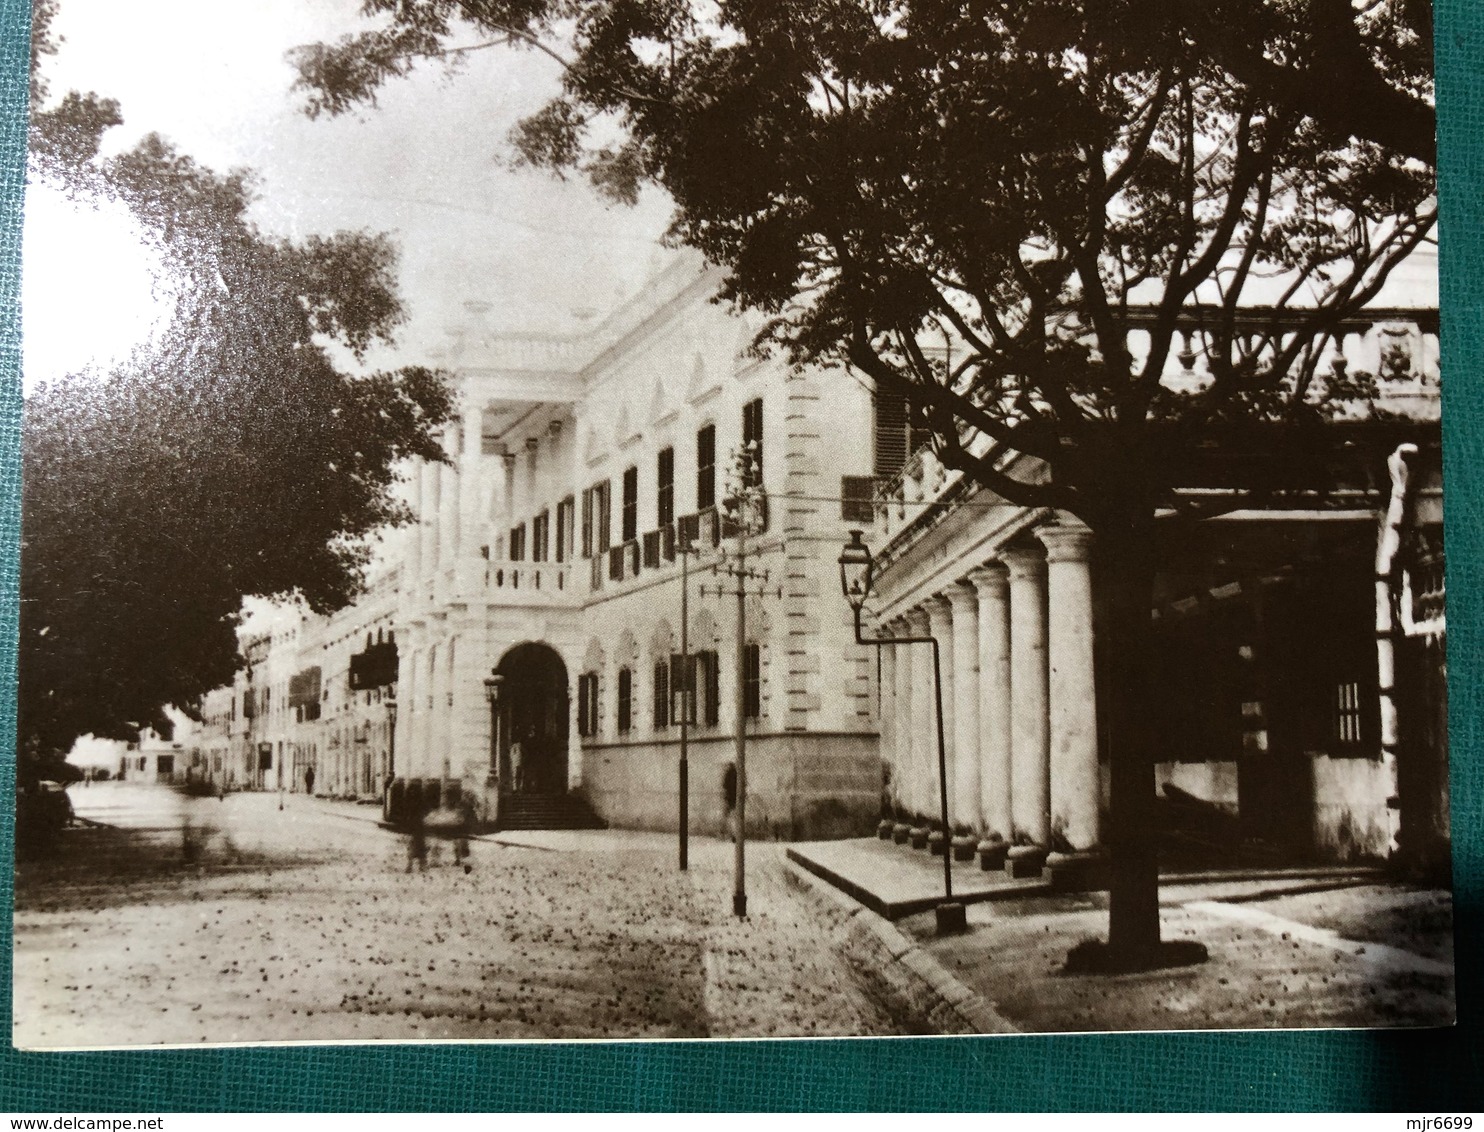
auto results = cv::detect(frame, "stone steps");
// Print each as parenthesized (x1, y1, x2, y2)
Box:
(495, 793, 606, 831)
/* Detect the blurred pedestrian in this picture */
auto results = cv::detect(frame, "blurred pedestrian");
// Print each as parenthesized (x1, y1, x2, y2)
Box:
(304, 765, 316, 796)
(405, 805, 428, 873)
(454, 791, 477, 874)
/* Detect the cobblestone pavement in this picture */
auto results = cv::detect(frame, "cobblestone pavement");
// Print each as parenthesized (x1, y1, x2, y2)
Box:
(13, 785, 904, 1047)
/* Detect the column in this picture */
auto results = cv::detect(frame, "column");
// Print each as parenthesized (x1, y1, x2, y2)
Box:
(969, 563, 1013, 839)
(407, 462, 425, 585)
(1003, 544, 1050, 848)
(893, 617, 915, 815)
(924, 596, 956, 828)
(905, 607, 933, 820)
(878, 622, 899, 805)
(946, 582, 982, 829)
(500, 453, 517, 550)
(1038, 523, 1101, 853)
(421, 457, 441, 576)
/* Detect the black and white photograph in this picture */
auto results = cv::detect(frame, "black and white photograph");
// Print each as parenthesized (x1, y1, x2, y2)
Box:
(15, 0, 1453, 1048)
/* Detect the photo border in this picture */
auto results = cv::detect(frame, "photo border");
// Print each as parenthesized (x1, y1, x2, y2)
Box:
(0, 0, 1478, 1110)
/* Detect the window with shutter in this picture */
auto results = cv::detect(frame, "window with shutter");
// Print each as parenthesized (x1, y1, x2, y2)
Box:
(653, 660, 670, 729)
(617, 667, 632, 733)
(596, 480, 612, 552)
(697, 424, 716, 510)
(743, 642, 761, 720)
(704, 650, 721, 727)
(622, 466, 639, 543)
(657, 447, 675, 528)
(580, 488, 594, 558)
(873, 392, 934, 477)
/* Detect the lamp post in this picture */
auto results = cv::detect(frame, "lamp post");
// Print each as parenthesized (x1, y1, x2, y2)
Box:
(483, 672, 504, 783)
(677, 533, 696, 872)
(839, 529, 966, 935)
(383, 690, 398, 820)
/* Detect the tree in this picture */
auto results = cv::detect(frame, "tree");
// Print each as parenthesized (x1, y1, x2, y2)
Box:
(23, 82, 455, 753)
(297, 0, 1434, 968)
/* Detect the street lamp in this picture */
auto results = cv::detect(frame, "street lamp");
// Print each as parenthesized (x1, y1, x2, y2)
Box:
(483, 672, 504, 782)
(839, 529, 966, 935)
(383, 690, 398, 819)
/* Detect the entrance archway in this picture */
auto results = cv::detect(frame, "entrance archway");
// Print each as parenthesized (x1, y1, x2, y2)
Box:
(495, 642, 570, 795)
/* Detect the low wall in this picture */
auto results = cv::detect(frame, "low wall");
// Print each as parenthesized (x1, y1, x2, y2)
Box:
(1154, 756, 1390, 862)
(581, 731, 880, 839)
(1310, 754, 1391, 861)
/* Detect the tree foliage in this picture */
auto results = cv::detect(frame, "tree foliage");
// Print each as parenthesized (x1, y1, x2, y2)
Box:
(297, 0, 1434, 532)
(24, 82, 455, 752)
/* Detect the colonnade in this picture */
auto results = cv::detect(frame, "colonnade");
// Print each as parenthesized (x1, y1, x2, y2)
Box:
(880, 522, 1101, 861)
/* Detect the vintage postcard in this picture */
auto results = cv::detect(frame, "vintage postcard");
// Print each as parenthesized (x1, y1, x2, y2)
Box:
(15, 0, 1452, 1047)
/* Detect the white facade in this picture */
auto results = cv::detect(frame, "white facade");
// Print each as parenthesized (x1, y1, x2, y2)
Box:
(217, 257, 887, 836)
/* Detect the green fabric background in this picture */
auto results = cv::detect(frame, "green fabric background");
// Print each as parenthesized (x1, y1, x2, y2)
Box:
(0, 0, 1477, 1112)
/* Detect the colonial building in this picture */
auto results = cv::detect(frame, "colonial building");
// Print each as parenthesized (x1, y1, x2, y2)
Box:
(863, 302, 1446, 876)
(200, 255, 888, 837)
(189, 254, 1447, 875)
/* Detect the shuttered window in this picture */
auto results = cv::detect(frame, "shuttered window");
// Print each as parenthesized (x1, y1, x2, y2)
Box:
(697, 425, 716, 510)
(653, 660, 670, 729)
(617, 667, 632, 734)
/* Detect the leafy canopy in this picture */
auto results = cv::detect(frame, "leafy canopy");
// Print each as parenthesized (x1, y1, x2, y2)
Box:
(297, 0, 1435, 531)
(24, 82, 454, 752)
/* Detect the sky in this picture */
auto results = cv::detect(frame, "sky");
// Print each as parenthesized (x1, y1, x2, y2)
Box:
(23, 0, 678, 385)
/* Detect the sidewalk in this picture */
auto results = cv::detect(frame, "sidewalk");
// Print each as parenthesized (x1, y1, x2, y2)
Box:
(787, 837, 1455, 1033)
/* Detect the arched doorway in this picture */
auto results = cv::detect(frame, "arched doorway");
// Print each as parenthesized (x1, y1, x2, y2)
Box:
(495, 643, 570, 795)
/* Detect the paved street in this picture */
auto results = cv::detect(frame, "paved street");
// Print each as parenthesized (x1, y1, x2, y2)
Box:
(13, 783, 903, 1047)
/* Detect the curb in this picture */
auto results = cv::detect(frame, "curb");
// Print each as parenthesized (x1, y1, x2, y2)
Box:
(783, 859, 1019, 1035)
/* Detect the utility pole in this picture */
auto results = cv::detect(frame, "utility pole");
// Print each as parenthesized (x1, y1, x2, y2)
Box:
(700, 444, 775, 919)
(678, 534, 693, 871)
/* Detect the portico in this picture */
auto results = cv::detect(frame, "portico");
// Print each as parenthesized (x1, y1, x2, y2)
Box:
(872, 512, 1104, 881)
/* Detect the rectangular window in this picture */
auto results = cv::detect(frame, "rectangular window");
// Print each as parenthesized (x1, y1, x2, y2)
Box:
(509, 522, 527, 562)
(1335, 680, 1364, 747)
(617, 667, 632, 734)
(653, 659, 670, 729)
(622, 466, 639, 543)
(692, 649, 721, 728)
(581, 487, 594, 558)
(657, 447, 675, 528)
(742, 398, 763, 489)
(670, 653, 692, 725)
(697, 424, 716, 511)
(556, 496, 575, 563)
(873, 392, 934, 478)
(532, 510, 550, 563)
(595, 480, 612, 553)
(743, 642, 761, 720)
(577, 672, 600, 738)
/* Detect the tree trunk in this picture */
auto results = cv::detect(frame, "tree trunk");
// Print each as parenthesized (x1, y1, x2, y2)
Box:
(1095, 517, 1164, 963)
